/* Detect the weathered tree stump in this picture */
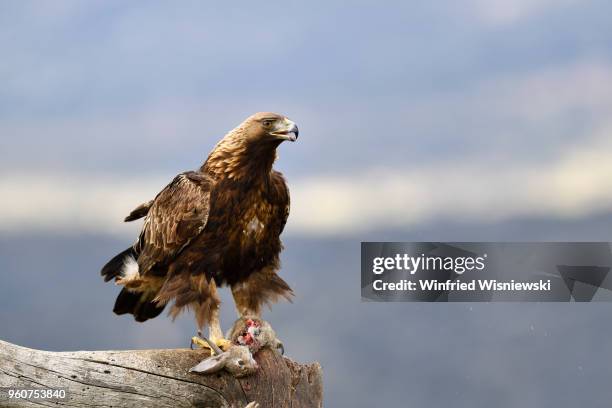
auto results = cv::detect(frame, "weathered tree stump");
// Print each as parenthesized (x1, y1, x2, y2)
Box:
(0, 340, 322, 407)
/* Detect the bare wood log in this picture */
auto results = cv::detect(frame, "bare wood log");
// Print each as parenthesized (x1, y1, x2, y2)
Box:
(0, 339, 322, 408)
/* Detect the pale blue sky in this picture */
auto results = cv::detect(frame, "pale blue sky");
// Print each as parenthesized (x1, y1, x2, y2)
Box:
(1, 0, 611, 175)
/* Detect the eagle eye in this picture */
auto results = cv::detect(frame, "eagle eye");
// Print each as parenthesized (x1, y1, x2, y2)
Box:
(262, 120, 273, 128)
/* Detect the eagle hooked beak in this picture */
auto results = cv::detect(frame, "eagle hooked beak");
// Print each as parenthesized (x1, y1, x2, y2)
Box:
(271, 119, 299, 142)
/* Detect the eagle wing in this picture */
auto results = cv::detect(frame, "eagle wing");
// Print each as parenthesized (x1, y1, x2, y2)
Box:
(271, 170, 290, 235)
(124, 199, 154, 222)
(136, 171, 213, 275)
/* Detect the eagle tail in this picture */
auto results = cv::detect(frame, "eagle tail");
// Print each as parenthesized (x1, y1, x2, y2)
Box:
(101, 247, 166, 322)
(113, 288, 165, 322)
(100, 247, 137, 282)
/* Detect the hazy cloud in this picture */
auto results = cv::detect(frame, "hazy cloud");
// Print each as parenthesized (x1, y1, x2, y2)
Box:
(2, 123, 612, 236)
(469, 0, 580, 26)
(3, 56, 612, 235)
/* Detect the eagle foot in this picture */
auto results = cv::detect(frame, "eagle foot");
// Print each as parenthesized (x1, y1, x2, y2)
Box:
(190, 333, 232, 353)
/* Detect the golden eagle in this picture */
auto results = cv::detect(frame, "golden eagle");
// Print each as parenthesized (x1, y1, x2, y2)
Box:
(101, 112, 298, 348)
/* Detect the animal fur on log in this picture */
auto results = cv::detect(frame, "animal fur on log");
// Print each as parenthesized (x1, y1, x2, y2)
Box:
(0, 340, 322, 407)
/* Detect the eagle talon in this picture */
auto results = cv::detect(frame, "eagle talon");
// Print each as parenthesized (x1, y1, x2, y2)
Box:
(191, 336, 210, 352)
(191, 335, 232, 354)
(213, 338, 233, 351)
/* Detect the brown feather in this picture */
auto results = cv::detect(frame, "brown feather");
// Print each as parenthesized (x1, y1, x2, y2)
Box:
(102, 112, 294, 327)
(124, 200, 153, 222)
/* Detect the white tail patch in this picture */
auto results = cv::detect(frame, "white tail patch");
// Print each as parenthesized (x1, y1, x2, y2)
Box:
(119, 255, 140, 282)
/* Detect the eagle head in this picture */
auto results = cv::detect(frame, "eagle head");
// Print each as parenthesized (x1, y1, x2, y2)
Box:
(242, 112, 299, 143)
